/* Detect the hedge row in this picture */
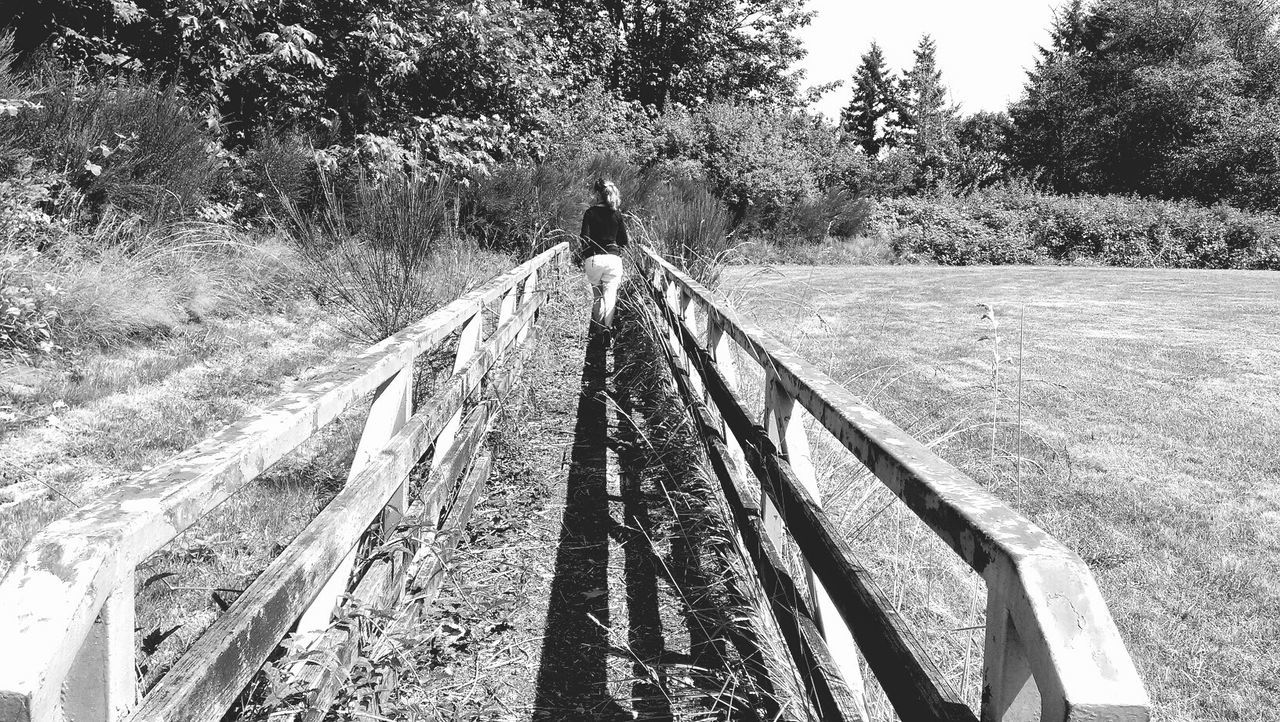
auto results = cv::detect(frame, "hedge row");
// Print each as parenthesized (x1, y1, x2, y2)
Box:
(877, 190, 1280, 270)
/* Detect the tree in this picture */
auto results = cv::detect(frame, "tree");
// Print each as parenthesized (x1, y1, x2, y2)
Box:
(953, 111, 1013, 190)
(900, 36, 954, 154)
(1009, 0, 1280, 209)
(522, 0, 813, 110)
(841, 42, 900, 156)
(3, 0, 573, 164)
(899, 34, 956, 188)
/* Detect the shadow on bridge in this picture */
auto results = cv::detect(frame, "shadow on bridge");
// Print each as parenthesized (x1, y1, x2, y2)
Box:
(532, 322, 628, 720)
(532, 301, 734, 721)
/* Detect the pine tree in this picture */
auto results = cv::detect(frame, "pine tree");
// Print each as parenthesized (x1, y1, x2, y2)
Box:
(1047, 0, 1088, 58)
(841, 42, 899, 156)
(901, 34, 956, 158)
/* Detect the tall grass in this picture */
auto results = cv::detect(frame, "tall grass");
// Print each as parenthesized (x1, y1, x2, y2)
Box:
(631, 178, 733, 286)
(1, 74, 219, 221)
(281, 170, 509, 342)
(461, 153, 650, 256)
(2, 220, 306, 351)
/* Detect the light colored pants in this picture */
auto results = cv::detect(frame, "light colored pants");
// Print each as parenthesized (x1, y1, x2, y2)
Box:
(583, 254, 624, 328)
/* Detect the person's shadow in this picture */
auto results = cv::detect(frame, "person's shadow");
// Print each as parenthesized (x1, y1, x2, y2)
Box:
(531, 326, 631, 720)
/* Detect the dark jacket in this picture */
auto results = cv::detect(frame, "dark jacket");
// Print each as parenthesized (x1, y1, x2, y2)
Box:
(579, 205, 629, 257)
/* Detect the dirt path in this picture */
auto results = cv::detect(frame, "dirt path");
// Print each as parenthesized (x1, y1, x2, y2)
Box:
(374, 278, 776, 721)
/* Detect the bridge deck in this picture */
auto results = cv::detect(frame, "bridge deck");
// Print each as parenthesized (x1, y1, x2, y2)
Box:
(386, 280, 778, 720)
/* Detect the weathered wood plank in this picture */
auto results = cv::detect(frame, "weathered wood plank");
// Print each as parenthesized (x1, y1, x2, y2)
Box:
(762, 371, 870, 719)
(121, 291, 546, 722)
(60, 574, 136, 722)
(125, 397, 449, 722)
(653, 321, 864, 722)
(298, 365, 414, 635)
(290, 404, 496, 722)
(641, 247, 1150, 722)
(650, 284, 973, 722)
(403, 442, 494, 615)
(0, 244, 568, 722)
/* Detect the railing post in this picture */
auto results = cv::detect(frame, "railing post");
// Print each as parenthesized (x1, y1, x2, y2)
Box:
(706, 321, 746, 474)
(417, 310, 485, 547)
(297, 363, 414, 634)
(497, 287, 518, 352)
(762, 371, 868, 720)
(982, 572, 1041, 721)
(516, 269, 537, 345)
(60, 574, 137, 721)
(663, 279, 686, 369)
(432, 311, 483, 464)
(676, 290, 708, 399)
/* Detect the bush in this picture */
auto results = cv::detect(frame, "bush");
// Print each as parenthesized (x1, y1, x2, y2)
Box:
(235, 132, 323, 221)
(282, 170, 508, 342)
(635, 178, 732, 286)
(0, 247, 60, 358)
(1, 68, 220, 221)
(777, 187, 874, 244)
(460, 152, 681, 257)
(877, 189, 1280, 269)
(0, 163, 68, 248)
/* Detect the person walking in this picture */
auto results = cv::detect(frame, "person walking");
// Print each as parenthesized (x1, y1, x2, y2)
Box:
(579, 178, 628, 345)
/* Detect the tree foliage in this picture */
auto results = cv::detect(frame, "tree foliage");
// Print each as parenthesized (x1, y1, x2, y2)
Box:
(523, 0, 813, 110)
(1010, 0, 1280, 209)
(841, 41, 900, 156)
(899, 34, 957, 190)
(6, 0, 570, 150)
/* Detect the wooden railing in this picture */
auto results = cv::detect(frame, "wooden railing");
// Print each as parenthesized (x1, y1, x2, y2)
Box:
(0, 243, 569, 722)
(639, 246, 1149, 722)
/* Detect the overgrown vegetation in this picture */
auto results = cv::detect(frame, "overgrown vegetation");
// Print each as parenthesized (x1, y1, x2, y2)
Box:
(878, 189, 1280, 268)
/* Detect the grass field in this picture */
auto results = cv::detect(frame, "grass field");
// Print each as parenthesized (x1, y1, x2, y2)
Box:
(721, 264, 1280, 721)
(0, 300, 370, 686)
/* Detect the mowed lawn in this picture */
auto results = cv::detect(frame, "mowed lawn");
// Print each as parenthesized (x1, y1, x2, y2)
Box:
(721, 265, 1280, 721)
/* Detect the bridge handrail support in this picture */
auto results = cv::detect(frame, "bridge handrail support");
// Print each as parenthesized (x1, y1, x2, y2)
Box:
(639, 245, 1149, 722)
(0, 243, 569, 722)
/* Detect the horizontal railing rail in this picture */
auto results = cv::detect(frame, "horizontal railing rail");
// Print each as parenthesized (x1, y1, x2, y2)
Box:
(638, 245, 1149, 722)
(0, 243, 569, 722)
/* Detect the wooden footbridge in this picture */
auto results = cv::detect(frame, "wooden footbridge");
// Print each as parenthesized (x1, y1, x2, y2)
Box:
(0, 244, 1149, 721)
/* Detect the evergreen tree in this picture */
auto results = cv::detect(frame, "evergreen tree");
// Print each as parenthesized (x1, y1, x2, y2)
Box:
(1009, 0, 1280, 209)
(841, 41, 899, 156)
(1047, 0, 1089, 58)
(900, 34, 955, 157)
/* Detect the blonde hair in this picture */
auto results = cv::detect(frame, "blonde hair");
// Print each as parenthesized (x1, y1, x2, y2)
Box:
(593, 178, 621, 209)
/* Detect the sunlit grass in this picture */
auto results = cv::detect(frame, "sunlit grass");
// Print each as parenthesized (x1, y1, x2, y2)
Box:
(723, 265, 1280, 721)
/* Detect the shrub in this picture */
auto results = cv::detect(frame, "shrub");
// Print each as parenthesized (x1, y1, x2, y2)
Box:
(776, 187, 874, 244)
(691, 102, 819, 230)
(235, 132, 323, 220)
(0, 247, 60, 358)
(635, 178, 732, 286)
(282, 170, 507, 342)
(876, 188, 1280, 269)
(462, 153, 660, 257)
(2, 69, 220, 221)
(0, 163, 68, 248)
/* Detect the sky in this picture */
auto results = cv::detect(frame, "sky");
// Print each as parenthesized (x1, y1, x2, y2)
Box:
(795, 0, 1064, 120)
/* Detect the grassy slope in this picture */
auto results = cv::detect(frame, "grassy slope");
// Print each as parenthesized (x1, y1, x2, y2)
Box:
(721, 265, 1280, 721)
(0, 301, 366, 683)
